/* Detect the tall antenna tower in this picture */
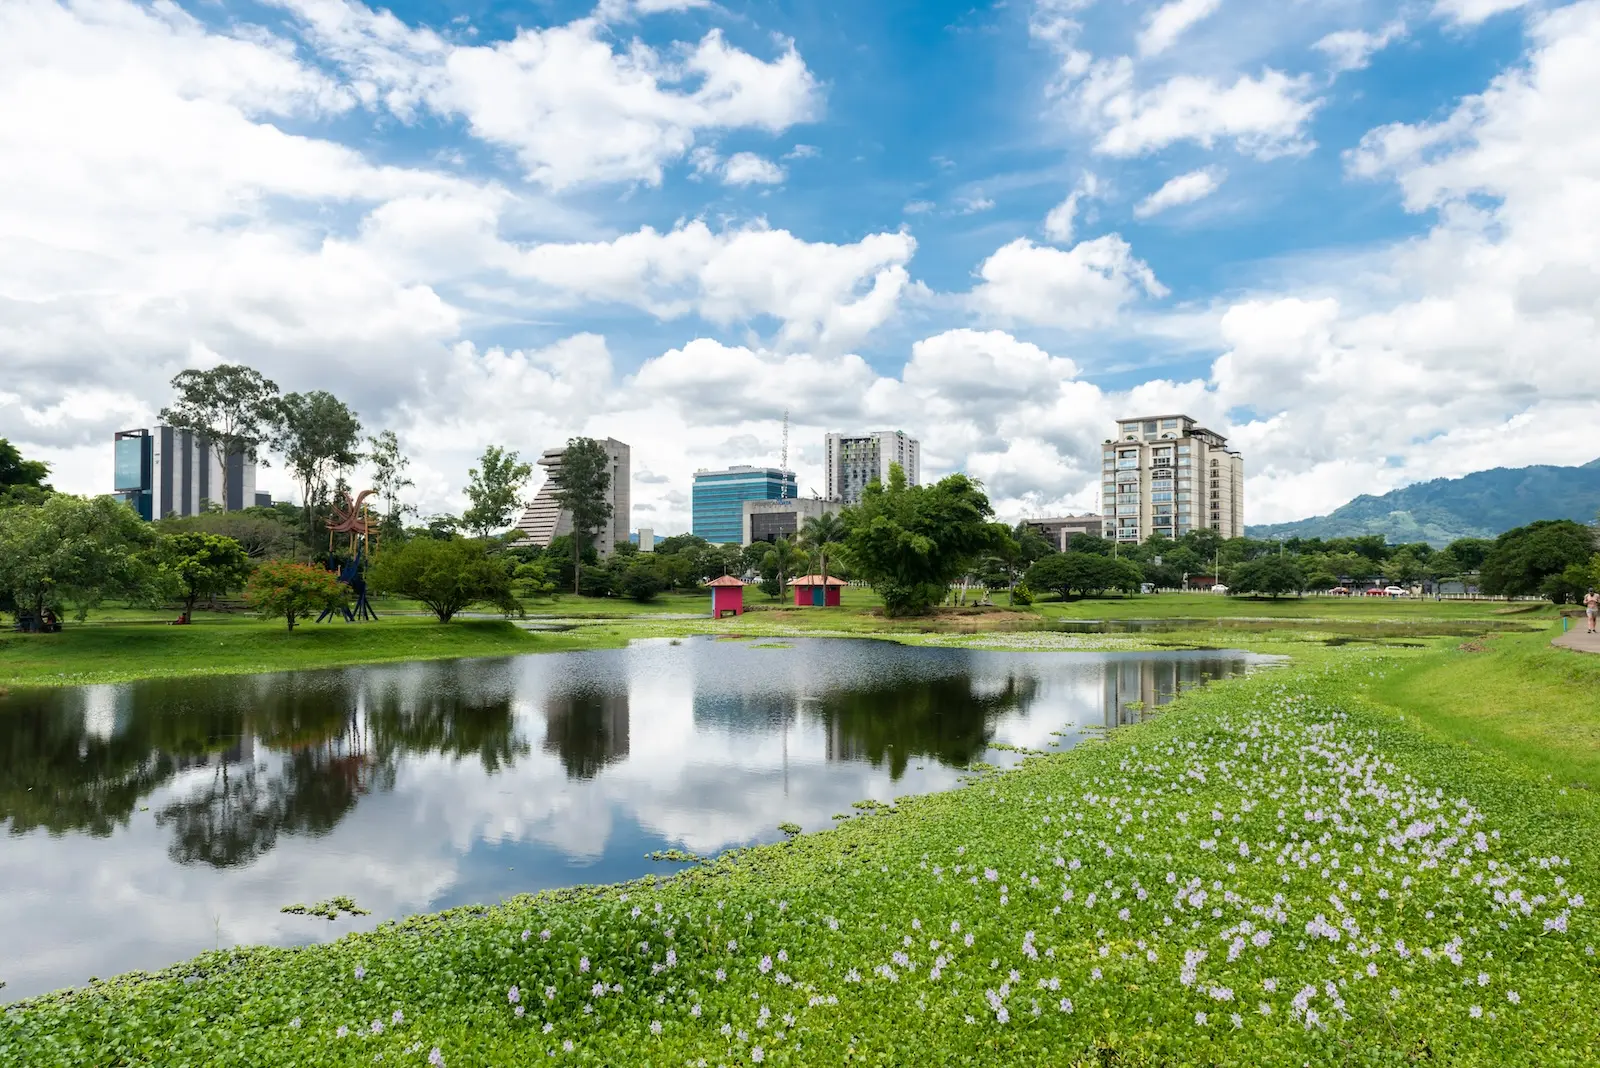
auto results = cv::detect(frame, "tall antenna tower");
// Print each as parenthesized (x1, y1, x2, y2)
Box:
(780, 408, 791, 499)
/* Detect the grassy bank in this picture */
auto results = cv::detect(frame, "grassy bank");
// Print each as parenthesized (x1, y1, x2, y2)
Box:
(5, 637, 1595, 1066)
(1371, 628, 1600, 791)
(0, 617, 612, 688)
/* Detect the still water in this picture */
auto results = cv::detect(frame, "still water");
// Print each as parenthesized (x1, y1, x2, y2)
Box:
(0, 637, 1267, 1000)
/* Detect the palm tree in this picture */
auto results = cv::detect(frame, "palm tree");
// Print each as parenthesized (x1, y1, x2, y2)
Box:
(762, 537, 803, 601)
(799, 512, 846, 590)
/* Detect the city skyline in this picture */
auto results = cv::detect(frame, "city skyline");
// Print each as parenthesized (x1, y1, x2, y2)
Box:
(4, 0, 1596, 536)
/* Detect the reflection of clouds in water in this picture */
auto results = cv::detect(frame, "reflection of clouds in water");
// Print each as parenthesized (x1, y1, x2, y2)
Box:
(0, 640, 1263, 1000)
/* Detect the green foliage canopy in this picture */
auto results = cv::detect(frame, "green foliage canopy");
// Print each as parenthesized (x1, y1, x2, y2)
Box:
(0, 495, 153, 619)
(244, 561, 347, 632)
(160, 364, 281, 511)
(156, 531, 252, 616)
(463, 445, 534, 539)
(1479, 520, 1595, 598)
(275, 390, 363, 544)
(551, 438, 614, 593)
(1024, 552, 1143, 599)
(842, 466, 1003, 616)
(368, 538, 516, 622)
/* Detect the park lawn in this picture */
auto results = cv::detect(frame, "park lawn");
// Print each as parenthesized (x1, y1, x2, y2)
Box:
(1369, 624, 1600, 792)
(5, 642, 1597, 1066)
(1033, 590, 1553, 622)
(0, 616, 615, 689)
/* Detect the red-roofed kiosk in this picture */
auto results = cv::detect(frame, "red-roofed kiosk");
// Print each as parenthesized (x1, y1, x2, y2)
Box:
(788, 575, 846, 607)
(708, 575, 747, 618)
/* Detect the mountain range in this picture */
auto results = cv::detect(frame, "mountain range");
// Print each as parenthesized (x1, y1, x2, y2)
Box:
(1247, 459, 1600, 546)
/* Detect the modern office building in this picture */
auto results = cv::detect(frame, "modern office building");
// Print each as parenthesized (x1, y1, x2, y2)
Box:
(824, 430, 920, 506)
(113, 425, 259, 520)
(742, 496, 837, 546)
(513, 438, 631, 556)
(692, 466, 796, 544)
(1023, 514, 1105, 551)
(1100, 415, 1244, 544)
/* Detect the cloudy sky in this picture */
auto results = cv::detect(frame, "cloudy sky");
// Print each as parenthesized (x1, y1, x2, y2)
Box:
(2, 0, 1597, 532)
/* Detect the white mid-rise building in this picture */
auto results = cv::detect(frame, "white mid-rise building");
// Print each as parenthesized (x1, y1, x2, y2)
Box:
(1100, 415, 1244, 544)
(514, 438, 631, 556)
(824, 430, 920, 506)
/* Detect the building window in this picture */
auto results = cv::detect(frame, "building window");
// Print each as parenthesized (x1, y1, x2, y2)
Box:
(1161, 419, 1178, 428)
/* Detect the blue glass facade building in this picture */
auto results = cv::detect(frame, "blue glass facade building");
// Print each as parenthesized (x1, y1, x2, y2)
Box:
(113, 429, 153, 521)
(692, 466, 796, 544)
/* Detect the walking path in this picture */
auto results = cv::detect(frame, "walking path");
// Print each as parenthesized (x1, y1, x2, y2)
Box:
(1552, 621, 1600, 654)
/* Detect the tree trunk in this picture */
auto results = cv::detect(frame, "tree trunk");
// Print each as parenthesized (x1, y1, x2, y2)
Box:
(573, 536, 582, 595)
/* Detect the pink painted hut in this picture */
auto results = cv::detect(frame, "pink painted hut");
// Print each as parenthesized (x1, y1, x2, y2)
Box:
(707, 575, 748, 618)
(788, 574, 847, 607)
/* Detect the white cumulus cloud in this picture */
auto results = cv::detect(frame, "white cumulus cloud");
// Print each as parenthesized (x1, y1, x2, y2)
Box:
(971, 236, 1168, 329)
(1137, 0, 1222, 58)
(1134, 168, 1225, 218)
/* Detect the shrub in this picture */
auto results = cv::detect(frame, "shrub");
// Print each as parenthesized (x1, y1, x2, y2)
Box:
(245, 560, 347, 631)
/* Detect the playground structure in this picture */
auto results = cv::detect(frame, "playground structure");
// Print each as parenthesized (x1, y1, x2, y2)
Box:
(318, 490, 380, 623)
(707, 575, 747, 618)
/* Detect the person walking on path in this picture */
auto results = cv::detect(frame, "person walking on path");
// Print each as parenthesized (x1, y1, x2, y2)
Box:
(1586, 589, 1600, 634)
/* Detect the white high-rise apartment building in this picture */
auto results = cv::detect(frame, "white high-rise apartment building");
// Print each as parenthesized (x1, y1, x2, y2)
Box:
(1100, 415, 1244, 543)
(514, 438, 631, 556)
(824, 431, 920, 506)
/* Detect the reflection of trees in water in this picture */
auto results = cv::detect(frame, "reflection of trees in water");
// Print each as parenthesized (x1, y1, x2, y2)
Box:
(542, 689, 629, 780)
(811, 673, 1039, 780)
(0, 666, 526, 867)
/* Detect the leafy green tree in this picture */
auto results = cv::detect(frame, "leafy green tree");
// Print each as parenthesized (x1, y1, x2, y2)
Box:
(1024, 552, 1141, 599)
(1383, 547, 1427, 586)
(618, 558, 667, 602)
(841, 465, 1002, 617)
(0, 438, 52, 504)
(799, 511, 846, 588)
(245, 560, 348, 632)
(551, 438, 614, 593)
(1442, 537, 1495, 574)
(1066, 532, 1113, 556)
(1479, 520, 1595, 598)
(275, 391, 363, 545)
(156, 532, 252, 618)
(0, 495, 154, 620)
(368, 538, 517, 622)
(513, 559, 556, 602)
(1540, 564, 1592, 605)
(367, 430, 416, 536)
(160, 364, 281, 512)
(1228, 556, 1307, 598)
(760, 537, 804, 600)
(462, 445, 534, 539)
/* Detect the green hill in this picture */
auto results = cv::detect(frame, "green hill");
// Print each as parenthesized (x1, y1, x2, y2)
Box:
(1248, 459, 1600, 546)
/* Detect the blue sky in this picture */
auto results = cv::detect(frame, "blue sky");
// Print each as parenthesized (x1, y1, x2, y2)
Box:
(2, 0, 1596, 531)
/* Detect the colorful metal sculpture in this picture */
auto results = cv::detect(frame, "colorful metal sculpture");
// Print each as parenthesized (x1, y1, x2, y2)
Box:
(317, 490, 380, 623)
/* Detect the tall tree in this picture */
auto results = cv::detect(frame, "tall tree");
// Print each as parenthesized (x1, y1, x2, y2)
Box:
(463, 445, 534, 540)
(0, 495, 154, 620)
(1480, 520, 1595, 598)
(550, 438, 613, 593)
(760, 536, 804, 600)
(159, 364, 281, 512)
(367, 430, 416, 531)
(799, 511, 846, 588)
(275, 391, 363, 547)
(841, 465, 1003, 617)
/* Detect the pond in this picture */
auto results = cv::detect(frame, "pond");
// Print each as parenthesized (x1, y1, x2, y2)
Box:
(0, 637, 1269, 1001)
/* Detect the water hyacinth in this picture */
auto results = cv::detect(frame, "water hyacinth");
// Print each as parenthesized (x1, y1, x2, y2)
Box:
(2, 651, 1595, 1065)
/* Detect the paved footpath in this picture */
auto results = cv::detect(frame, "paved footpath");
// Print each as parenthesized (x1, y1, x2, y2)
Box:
(1553, 622, 1600, 654)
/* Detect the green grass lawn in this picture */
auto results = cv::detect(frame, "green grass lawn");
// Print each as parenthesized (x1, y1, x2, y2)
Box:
(1034, 590, 1552, 621)
(1369, 624, 1600, 792)
(0, 616, 613, 689)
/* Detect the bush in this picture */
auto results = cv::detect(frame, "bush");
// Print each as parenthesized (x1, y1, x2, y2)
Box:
(368, 538, 516, 622)
(1010, 583, 1034, 607)
(245, 561, 347, 631)
(618, 562, 667, 603)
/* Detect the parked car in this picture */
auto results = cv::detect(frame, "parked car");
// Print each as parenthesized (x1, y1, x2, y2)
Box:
(1384, 585, 1409, 597)
(1211, 584, 1229, 594)
(1363, 587, 1387, 597)
(1327, 587, 1352, 596)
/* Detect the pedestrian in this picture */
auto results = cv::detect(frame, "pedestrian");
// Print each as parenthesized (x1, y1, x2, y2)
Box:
(1586, 588, 1600, 634)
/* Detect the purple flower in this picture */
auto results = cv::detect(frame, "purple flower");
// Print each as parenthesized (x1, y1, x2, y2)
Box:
(336, 1025, 349, 1038)
(509, 985, 521, 1004)
(354, 965, 366, 980)
(392, 1010, 403, 1025)
(370, 1019, 384, 1035)
(751, 1047, 764, 1063)
(428, 1048, 444, 1067)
